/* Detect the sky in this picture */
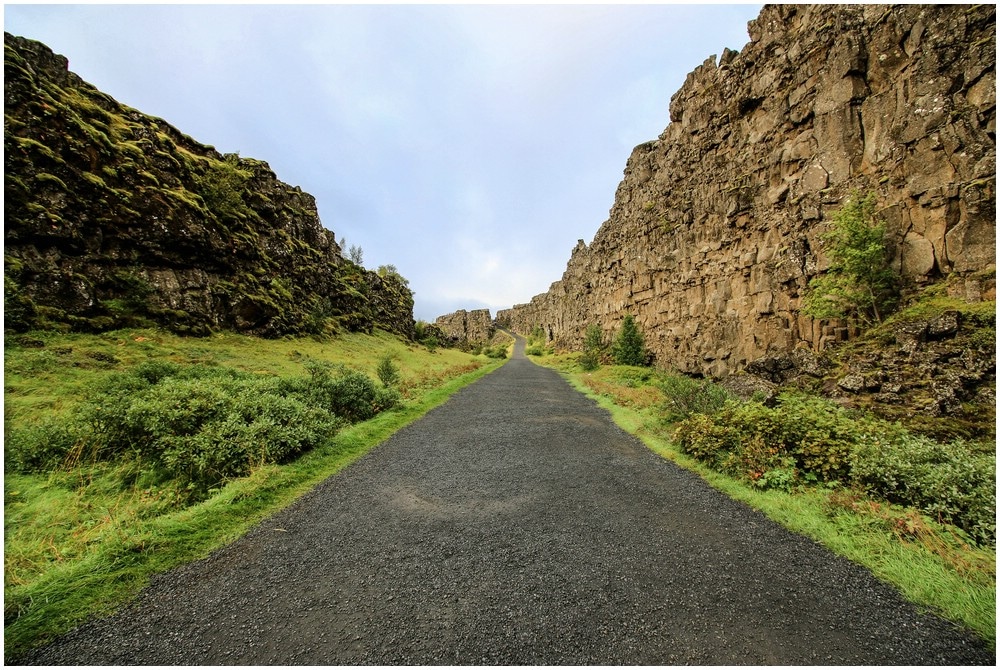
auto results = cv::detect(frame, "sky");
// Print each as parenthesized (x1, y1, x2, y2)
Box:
(3, 1, 763, 322)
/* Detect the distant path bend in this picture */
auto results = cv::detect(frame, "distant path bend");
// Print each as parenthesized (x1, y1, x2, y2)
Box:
(21, 336, 993, 664)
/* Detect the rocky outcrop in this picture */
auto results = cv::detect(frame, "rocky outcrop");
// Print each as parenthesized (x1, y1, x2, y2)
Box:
(498, 4, 995, 377)
(4, 33, 414, 338)
(434, 309, 495, 347)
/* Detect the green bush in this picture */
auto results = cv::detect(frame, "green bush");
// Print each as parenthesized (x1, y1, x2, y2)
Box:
(299, 360, 397, 423)
(87, 372, 341, 489)
(579, 350, 600, 371)
(193, 153, 252, 222)
(802, 192, 898, 325)
(852, 433, 995, 545)
(4, 417, 80, 473)
(131, 360, 183, 384)
(151, 388, 342, 488)
(672, 392, 996, 544)
(6, 361, 397, 494)
(659, 373, 732, 423)
(484, 345, 508, 359)
(737, 395, 860, 483)
(672, 413, 739, 466)
(673, 394, 863, 487)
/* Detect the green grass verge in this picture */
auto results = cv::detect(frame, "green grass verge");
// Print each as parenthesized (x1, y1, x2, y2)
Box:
(536, 356, 996, 648)
(4, 329, 503, 660)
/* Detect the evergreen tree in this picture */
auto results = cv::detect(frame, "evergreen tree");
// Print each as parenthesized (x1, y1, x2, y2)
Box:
(612, 315, 647, 366)
(579, 323, 604, 371)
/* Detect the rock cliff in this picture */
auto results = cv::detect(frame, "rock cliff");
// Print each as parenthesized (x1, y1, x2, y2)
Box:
(434, 309, 495, 347)
(497, 4, 995, 377)
(4, 33, 414, 338)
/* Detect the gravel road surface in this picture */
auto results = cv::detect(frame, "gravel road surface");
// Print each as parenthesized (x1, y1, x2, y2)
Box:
(19, 338, 994, 665)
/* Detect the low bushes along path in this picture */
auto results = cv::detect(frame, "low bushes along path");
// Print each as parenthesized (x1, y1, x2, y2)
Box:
(20, 337, 993, 665)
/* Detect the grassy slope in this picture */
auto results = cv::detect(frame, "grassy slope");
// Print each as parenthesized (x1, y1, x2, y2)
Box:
(3, 328, 504, 659)
(529, 353, 996, 647)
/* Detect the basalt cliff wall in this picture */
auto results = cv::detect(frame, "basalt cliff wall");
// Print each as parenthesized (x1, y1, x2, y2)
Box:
(4, 33, 414, 338)
(434, 309, 495, 347)
(497, 4, 995, 377)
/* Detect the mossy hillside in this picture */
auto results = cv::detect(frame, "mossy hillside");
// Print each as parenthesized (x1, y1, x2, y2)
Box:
(4, 33, 413, 338)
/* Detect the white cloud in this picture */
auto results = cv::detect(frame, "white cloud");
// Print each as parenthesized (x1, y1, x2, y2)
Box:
(4, 2, 763, 325)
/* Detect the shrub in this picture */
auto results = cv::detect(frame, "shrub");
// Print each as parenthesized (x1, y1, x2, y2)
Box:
(194, 153, 252, 221)
(483, 345, 508, 359)
(121, 376, 235, 457)
(741, 394, 859, 482)
(579, 350, 600, 371)
(720, 433, 797, 491)
(4, 417, 80, 473)
(154, 389, 342, 488)
(673, 413, 739, 467)
(8, 360, 396, 494)
(131, 360, 183, 384)
(673, 391, 996, 543)
(673, 394, 864, 489)
(852, 433, 995, 545)
(659, 373, 732, 423)
(301, 361, 397, 422)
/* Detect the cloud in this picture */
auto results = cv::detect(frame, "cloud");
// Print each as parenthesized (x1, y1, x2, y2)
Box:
(4, 2, 763, 324)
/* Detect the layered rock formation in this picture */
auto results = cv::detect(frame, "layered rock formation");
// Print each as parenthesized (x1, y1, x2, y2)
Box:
(498, 4, 995, 377)
(4, 33, 414, 338)
(434, 309, 495, 347)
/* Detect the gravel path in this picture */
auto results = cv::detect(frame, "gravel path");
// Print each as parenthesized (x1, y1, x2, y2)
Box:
(19, 338, 993, 665)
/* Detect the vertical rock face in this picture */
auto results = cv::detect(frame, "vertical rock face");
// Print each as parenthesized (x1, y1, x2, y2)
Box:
(4, 33, 415, 338)
(434, 309, 495, 346)
(498, 4, 995, 376)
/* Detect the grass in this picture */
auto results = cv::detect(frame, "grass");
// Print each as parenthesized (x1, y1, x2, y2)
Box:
(532, 353, 996, 647)
(4, 328, 504, 660)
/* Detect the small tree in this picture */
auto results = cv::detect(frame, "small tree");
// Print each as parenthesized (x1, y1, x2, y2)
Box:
(377, 264, 410, 287)
(802, 193, 898, 326)
(376, 354, 401, 388)
(612, 315, 647, 366)
(349, 244, 364, 266)
(579, 323, 604, 371)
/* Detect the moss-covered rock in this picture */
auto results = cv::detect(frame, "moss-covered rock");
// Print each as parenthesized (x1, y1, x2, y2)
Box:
(4, 32, 414, 339)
